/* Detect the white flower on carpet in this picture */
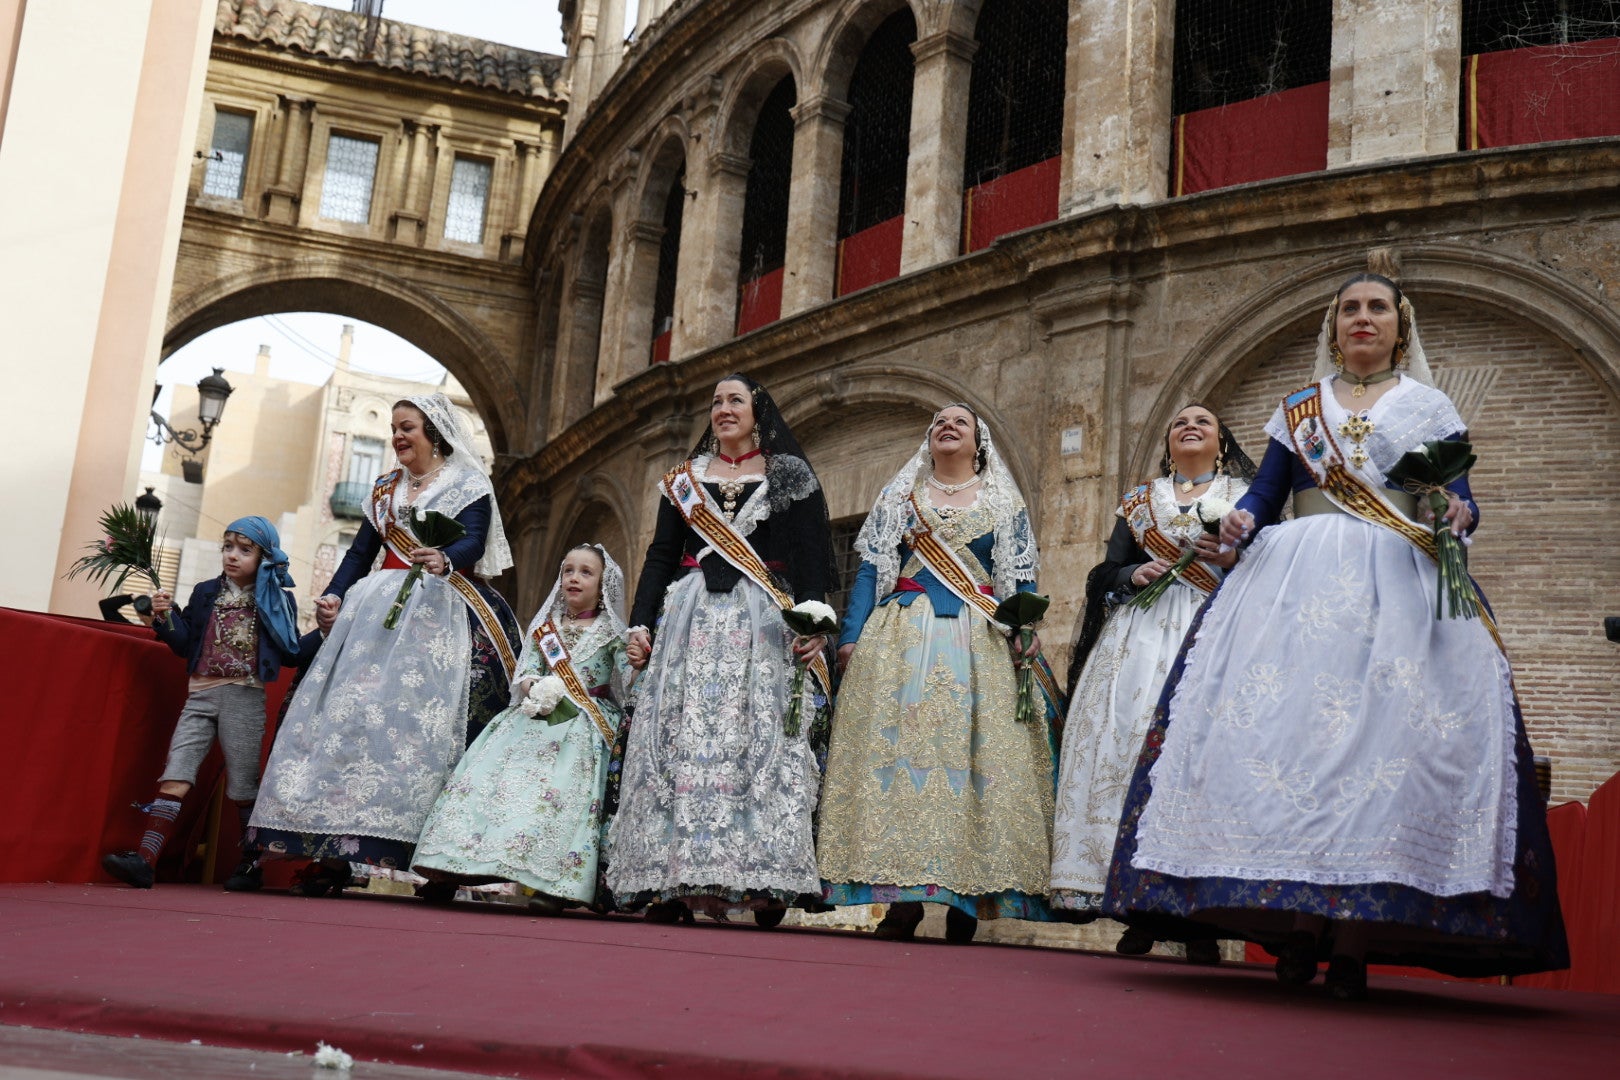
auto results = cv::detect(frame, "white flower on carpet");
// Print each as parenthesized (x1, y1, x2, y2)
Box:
(313, 1040, 353, 1070)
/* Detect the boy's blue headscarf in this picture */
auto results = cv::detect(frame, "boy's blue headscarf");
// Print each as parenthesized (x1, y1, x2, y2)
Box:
(226, 516, 299, 656)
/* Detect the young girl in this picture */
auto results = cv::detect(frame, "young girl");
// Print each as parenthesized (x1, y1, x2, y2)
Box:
(101, 517, 300, 891)
(411, 544, 632, 913)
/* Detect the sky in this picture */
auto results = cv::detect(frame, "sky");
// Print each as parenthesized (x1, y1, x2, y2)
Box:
(153, 3, 622, 469)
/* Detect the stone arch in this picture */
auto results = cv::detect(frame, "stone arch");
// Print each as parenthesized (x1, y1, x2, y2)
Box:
(1127, 245, 1620, 483)
(814, 0, 925, 103)
(164, 258, 522, 454)
(549, 471, 636, 579)
(633, 120, 691, 224)
(716, 39, 806, 159)
(772, 361, 1040, 515)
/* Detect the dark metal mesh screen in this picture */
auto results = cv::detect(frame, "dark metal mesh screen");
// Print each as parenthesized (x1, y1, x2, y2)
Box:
(1172, 0, 1333, 114)
(828, 516, 865, 619)
(651, 167, 685, 339)
(838, 7, 917, 239)
(739, 76, 797, 284)
(1464, 0, 1620, 52)
(963, 0, 1068, 187)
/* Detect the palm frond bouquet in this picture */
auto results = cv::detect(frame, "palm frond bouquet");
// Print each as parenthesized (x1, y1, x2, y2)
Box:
(65, 504, 168, 625)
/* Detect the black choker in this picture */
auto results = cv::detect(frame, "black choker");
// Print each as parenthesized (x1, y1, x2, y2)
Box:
(1173, 470, 1216, 494)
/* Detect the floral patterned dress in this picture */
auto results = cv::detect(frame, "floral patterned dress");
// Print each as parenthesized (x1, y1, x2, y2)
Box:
(411, 624, 630, 902)
(818, 493, 1059, 921)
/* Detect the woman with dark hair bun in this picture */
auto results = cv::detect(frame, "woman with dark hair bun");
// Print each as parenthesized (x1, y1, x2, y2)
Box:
(1104, 258, 1567, 999)
(606, 373, 834, 926)
(1050, 403, 1253, 961)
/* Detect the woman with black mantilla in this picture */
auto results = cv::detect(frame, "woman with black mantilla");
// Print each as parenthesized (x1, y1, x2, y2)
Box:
(606, 373, 834, 926)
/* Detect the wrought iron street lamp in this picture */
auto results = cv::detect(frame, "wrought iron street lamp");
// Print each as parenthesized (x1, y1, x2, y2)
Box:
(150, 367, 235, 460)
(134, 486, 163, 526)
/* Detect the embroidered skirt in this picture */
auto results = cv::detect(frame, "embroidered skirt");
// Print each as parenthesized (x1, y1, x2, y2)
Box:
(818, 595, 1056, 920)
(250, 569, 518, 868)
(604, 574, 822, 914)
(1104, 514, 1567, 976)
(1050, 581, 1206, 915)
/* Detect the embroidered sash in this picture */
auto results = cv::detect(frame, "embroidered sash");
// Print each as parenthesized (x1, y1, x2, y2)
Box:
(532, 619, 615, 745)
(1280, 384, 1504, 650)
(659, 462, 833, 699)
(371, 471, 518, 681)
(1119, 484, 1222, 596)
(901, 492, 1064, 709)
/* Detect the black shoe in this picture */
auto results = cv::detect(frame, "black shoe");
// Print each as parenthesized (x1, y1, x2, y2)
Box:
(644, 900, 693, 925)
(754, 903, 787, 930)
(223, 858, 262, 892)
(1184, 939, 1222, 965)
(1115, 927, 1154, 956)
(872, 901, 924, 941)
(416, 880, 457, 906)
(101, 851, 154, 889)
(287, 862, 352, 898)
(527, 893, 568, 917)
(944, 906, 977, 945)
(1274, 931, 1320, 986)
(1325, 956, 1369, 1001)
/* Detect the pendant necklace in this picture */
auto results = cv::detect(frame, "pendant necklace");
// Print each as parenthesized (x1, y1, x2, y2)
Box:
(716, 448, 762, 473)
(1339, 367, 1398, 399)
(927, 473, 981, 496)
(1339, 411, 1376, 468)
(1173, 469, 1215, 495)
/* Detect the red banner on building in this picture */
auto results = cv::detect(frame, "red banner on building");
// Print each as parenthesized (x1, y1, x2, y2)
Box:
(963, 156, 1061, 253)
(1172, 81, 1329, 197)
(1466, 39, 1620, 150)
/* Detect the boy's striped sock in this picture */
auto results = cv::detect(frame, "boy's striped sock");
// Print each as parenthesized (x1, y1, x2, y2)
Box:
(136, 795, 184, 866)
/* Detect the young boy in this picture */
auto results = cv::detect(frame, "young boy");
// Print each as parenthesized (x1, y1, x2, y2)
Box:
(101, 516, 301, 891)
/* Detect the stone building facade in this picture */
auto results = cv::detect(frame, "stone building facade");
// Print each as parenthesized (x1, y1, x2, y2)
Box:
(512, 0, 1620, 806)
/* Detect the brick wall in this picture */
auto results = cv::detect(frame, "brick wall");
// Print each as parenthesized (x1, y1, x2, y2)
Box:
(1216, 298, 1620, 803)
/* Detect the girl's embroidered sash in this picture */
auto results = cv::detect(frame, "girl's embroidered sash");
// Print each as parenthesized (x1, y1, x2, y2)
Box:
(533, 620, 615, 745)
(1280, 384, 1504, 650)
(902, 492, 1063, 708)
(1119, 484, 1221, 596)
(660, 462, 832, 699)
(371, 471, 518, 680)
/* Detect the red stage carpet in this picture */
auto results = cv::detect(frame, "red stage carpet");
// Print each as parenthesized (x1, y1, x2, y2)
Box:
(2, 885, 1615, 1080)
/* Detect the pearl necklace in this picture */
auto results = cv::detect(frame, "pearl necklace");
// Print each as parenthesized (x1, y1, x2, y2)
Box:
(927, 473, 981, 496)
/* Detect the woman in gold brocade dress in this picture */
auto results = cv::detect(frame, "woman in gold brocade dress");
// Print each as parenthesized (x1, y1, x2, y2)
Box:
(818, 405, 1060, 944)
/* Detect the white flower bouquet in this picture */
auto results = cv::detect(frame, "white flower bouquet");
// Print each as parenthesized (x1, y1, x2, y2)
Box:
(518, 674, 579, 724)
(1127, 494, 1234, 610)
(781, 600, 838, 737)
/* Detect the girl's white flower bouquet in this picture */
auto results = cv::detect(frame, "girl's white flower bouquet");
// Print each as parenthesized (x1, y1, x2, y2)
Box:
(519, 674, 579, 724)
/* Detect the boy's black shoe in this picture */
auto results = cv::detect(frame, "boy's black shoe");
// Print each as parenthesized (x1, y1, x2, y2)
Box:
(223, 859, 262, 892)
(101, 851, 154, 889)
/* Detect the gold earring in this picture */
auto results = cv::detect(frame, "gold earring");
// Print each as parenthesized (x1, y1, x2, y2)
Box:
(751, 427, 761, 449)
(1330, 341, 1346, 372)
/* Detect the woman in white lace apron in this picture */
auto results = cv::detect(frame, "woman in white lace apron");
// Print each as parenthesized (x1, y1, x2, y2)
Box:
(1050, 405, 1253, 963)
(1104, 263, 1567, 999)
(249, 394, 521, 897)
(412, 544, 631, 912)
(818, 405, 1062, 944)
(607, 374, 834, 925)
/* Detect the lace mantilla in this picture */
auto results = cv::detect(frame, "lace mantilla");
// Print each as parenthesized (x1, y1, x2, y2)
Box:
(400, 392, 512, 578)
(855, 417, 1037, 600)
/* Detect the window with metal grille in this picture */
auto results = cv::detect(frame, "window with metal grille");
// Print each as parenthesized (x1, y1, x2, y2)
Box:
(319, 133, 381, 223)
(1172, 0, 1332, 114)
(202, 109, 253, 199)
(963, 0, 1067, 189)
(838, 8, 917, 240)
(828, 516, 867, 621)
(347, 435, 384, 485)
(650, 166, 686, 356)
(1464, 0, 1620, 51)
(738, 77, 796, 286)
(445, 155, 493, 244)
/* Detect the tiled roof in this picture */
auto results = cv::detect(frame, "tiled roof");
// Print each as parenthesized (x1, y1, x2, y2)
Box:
(215, 0, 563, 99)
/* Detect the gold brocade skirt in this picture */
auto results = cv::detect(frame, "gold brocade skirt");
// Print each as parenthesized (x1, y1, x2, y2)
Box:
(817, 595, 1053, 898)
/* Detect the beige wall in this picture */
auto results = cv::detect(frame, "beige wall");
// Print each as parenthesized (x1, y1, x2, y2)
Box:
(1, 0, 213, 615)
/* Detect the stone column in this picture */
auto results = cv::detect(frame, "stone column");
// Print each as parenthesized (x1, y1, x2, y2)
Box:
(1327, 0, 1461, 167)
(262, 96, 314, 224)
(390, 120, 435, 245)
(674, 149, 751, 354)
(1059, 0, 1175, 214)
(555, 274, 606, 428)
(781, 94, 849, 316)
(901, 30, 977, 271)
(602, 219, 666, 389)
(590, 0, 628, 102)
(503, 140, 535, 261)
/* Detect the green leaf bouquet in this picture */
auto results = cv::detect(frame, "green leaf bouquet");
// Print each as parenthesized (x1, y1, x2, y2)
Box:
(382, 507, 466, 630)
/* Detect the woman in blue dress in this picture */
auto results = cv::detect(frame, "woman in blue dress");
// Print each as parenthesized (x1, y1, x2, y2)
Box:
(1104, 264, 1567, 998)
